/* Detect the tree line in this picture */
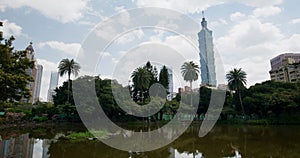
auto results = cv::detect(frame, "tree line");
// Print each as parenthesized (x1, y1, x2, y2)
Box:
(1, 37, 300, 125)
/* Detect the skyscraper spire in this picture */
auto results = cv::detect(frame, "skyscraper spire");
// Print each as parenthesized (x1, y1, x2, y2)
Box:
(201, 11, 207, 28)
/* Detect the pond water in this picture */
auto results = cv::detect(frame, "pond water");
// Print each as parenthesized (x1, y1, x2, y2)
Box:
(1, 124, 300, 158)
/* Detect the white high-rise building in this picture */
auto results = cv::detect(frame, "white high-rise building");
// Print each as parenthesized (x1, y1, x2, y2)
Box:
(167, 68, 173, 93)
(47, 71, 59, 102)
(198, 13, 217, 86)
(32, 64, 43, 103)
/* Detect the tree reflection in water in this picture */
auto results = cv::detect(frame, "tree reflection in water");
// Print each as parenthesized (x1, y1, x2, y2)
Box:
(1, 124, 300, 157)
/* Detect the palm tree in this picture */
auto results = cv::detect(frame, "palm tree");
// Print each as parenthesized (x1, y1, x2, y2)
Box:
(131, 67, 151, 103)
(58, 58, 80, 102)
(226, 68, 247, 117)
(181, 61, 200, 91)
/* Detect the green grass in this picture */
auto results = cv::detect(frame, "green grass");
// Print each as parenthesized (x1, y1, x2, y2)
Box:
(65, 130, 109, 142)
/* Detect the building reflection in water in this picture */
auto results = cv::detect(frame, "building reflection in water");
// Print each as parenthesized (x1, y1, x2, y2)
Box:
(0, 133, 64, 158)
(0, 134, 34, 158)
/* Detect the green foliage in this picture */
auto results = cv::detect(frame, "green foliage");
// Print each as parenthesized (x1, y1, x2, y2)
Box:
(58, 58, 80, 80)
(144, 61, 158, 85)
(180, 61, 199, 89)
(65, 130, 108, 142)
(159, 65, 169, 91)
(129, 61, 165, 105)
(243, 80, 300, 119)
(131, 67, 151, 91)
(131, 67, 151, 103)
(33, 116, 48, 122)
(198, 86, 211, 114)
(58, 58, 80, 103)
(32, 102, 58, 120)
(57, 103, 79, 121)
(226, 68, 247, 91)
(226, 68, 247, 116)
(53, 81, 75, 106)
(0, 36, 34, 102)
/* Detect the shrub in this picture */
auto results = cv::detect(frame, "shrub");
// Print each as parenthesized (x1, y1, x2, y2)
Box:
(33, 116, 48, 122)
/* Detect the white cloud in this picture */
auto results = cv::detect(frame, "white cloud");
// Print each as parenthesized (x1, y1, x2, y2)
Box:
(115, 6, 126, 12)
(163, 35, 199, 61)
(210, 18, 228, 29)
(230, 12, 246, 21)
(253, 6, 282, 17)
(281, 34, 300, 52)
(215, 13, 300, 86)
(0, 0, 89, 23)
(218, 18, 283, 50)
(1, 19, 23, 38)
(289, 18, 300, 24)
(238, 0, 283, 7)
(215, 17, 286, 86)
(94, 8, 131, 40)
(133, 0, 224, 14)
(133, 0, 283, 14)
(38, 41, 81, 56)
(115, 28, 145, 45)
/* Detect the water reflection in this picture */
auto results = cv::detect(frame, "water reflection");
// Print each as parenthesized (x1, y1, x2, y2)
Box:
(0, 133, 34, 158)
(1, 125, 300, 157)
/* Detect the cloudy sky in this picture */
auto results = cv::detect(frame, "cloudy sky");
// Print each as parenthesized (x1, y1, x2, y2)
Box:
(1, 0, 300, 101)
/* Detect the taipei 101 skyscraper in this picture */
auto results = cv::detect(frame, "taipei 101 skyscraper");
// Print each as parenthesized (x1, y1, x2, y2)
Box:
(198, 11, 217, 86)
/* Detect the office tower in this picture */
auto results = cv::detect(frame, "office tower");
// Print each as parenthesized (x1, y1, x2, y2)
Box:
(47, 71, 59, 102)
(198, 13, 217, 86)
(24, 42, 43, 104)
(167, 68, 173, 93)
(32, 64, 43, 103)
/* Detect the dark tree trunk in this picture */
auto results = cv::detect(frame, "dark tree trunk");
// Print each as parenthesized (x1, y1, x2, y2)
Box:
(238, 89, 246, 118)
(67, 72, 71, 103)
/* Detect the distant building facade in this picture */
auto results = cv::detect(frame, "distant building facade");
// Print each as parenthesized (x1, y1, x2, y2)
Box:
(32, 64, 43, 103)
(24, 42, 43, 104)
(198, 14, 217, 87)
(269, 53, 300, 83)
(47, 71, 59, 102)
(167, 68, 173, 93)
(270, 53, 300, 70)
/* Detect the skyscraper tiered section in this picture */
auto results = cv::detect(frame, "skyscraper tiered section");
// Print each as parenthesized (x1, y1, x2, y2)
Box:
(198, 15, 217, 86)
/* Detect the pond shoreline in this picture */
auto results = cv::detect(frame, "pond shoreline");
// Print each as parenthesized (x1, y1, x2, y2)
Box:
(2, 119, 300, 130)
(0, 121, 85, 130)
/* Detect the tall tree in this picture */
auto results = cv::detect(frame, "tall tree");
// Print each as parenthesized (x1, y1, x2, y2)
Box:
(144, 61, 158, 86)
(58, 58, 80, 103)
(53, 80, 75, 106)
(159, 65, 169, 91)
(226, 68, 247, 117)
(0, 36, 34, 102)
(131, 67, 151, 103)
(180, 61, 200, 90)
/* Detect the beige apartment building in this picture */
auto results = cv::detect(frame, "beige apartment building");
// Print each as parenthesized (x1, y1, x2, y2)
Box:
(269, 56, 300, 83)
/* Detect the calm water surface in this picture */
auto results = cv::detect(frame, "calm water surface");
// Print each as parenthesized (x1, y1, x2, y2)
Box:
(1, 124, 300, 158)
